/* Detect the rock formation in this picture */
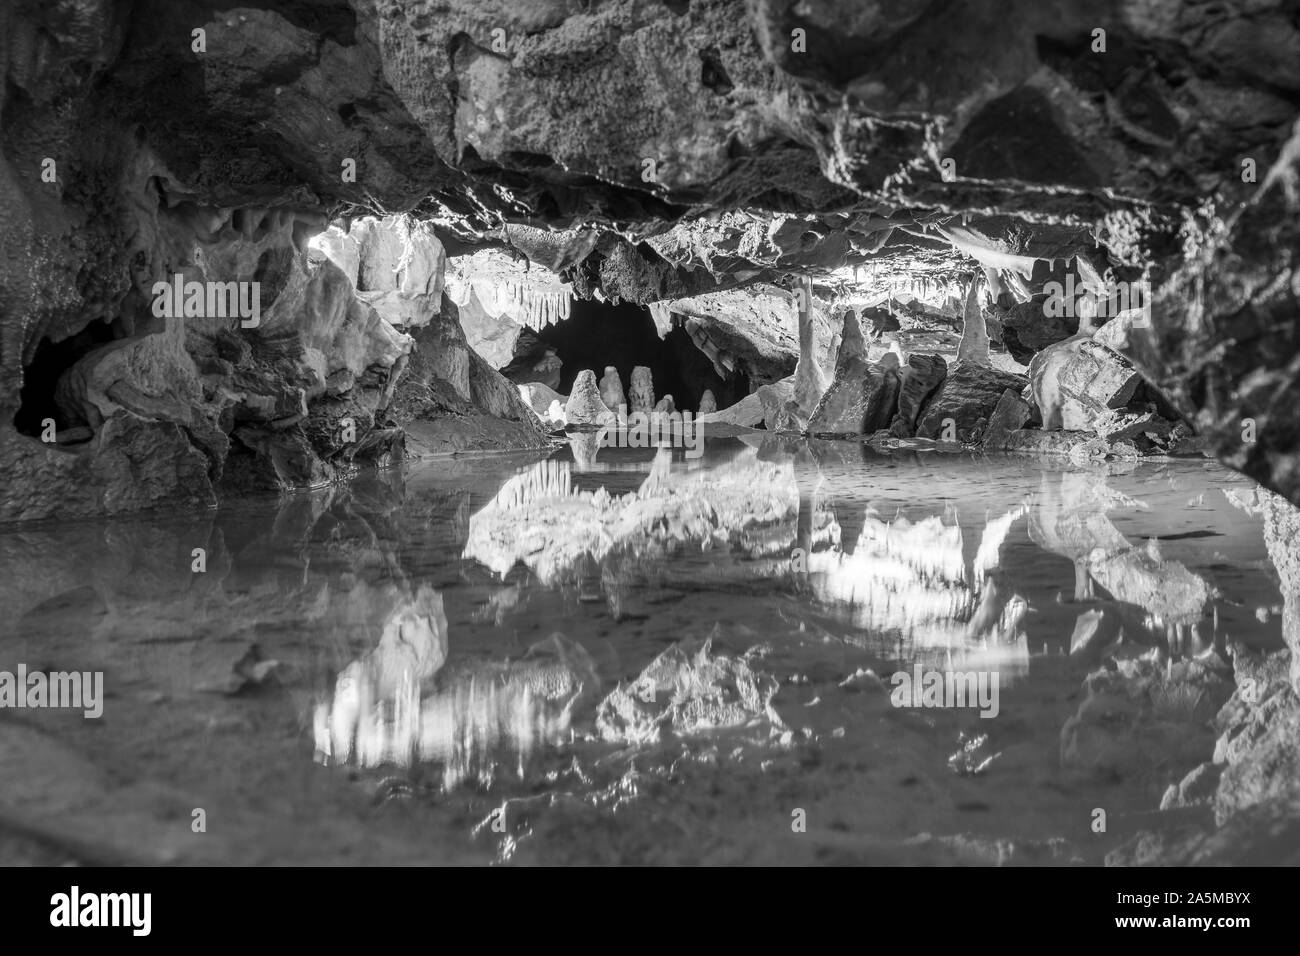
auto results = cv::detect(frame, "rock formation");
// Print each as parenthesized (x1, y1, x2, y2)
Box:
(629, 366, 656, 416)
(598, 367, 626, 412)
(564, 370, 614, 428)
(891, 354, 949, 438)
(2, 0, 1299, 513)
(772, 279, 829, 432)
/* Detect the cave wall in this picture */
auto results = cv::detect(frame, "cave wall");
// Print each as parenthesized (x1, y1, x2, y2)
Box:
(2, 0, 1300, 520)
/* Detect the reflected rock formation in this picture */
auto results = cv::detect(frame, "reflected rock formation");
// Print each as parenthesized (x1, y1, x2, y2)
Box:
(597, 635, 783, 745)
(463, 449, 799, 586)
(803, 501, 1032, 679)
(315, 619, 600, 789)
(1030, 468, 1213, 651)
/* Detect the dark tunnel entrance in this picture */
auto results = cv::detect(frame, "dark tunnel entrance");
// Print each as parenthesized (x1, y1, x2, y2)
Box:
(517, 298, 749, 412)
(13, 321, 126, 442)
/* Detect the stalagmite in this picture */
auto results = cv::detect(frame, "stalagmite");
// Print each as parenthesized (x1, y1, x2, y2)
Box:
(807, 309, 885, 436)
(599, 367, 626, 412)
(654, 395, 675, 414)
(957, 274, 991, 367)
(629, 366, 655, 414)
(698, 389, 717, 414)
(565, 370, 615, 427)
(775, 276, 828, 431)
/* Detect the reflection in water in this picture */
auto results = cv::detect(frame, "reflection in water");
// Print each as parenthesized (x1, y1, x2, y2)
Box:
(1, 437, 1292, 865)
(463, 448, 799, 585)
(1030, 470, 1214, 654)
(315, 611, 599, 788)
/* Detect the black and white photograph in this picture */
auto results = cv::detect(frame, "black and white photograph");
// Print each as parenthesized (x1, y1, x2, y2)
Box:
(0, 0, 1296, 911)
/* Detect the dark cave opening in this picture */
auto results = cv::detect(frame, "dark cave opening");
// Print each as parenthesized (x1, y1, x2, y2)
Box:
(13, 321, 124, 441)
(525, 299, 749, 412)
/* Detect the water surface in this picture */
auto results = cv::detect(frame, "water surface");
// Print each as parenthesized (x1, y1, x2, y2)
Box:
(0, 436, 1287, 865)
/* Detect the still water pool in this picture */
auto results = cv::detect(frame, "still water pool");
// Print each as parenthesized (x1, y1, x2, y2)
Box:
(0, 435, 1289, 864)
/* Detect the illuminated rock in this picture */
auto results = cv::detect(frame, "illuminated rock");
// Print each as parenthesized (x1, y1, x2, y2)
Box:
(565, 370, 615, 427)
(599, 367, 626, 411)
(629, 366, 655, 414)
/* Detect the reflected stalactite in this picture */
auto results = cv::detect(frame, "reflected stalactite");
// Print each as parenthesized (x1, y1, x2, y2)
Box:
(463, 448, 800, 586)
(315, 614, 600, 788)
(805, 511, 974, 648)
(792, 455, 1033, 672)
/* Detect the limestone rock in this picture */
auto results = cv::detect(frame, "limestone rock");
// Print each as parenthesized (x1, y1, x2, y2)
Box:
(696, 391, 763, 427)
(1092, 309, 1160, 372)
(1211, 653, 1300, 823)
(982, 388, 1034, 449)
(231, 424, 344, 491)
(861, 305, 901, 339)
(352, 216, 445, 298)
(347, 217, 446, 331)
(774, 279, 829, 431)
(629, 366, 655, 414)
(1090, 406, 1174, 444)
(504, 348, 563, 391)
(755, 376, 795, 430)
(0, 413, 218, 524)
(565, 370, 615, 427)
(999, 297, 1075, 364)
(452, 288, 525, 369)
(697, 389, 717, 415)
(1225, 488, 1300, 691)
(956, 276, 990, 366)
(1029, 337, 1143, 431)
(654, 394, 675, 414)
(915, 362, 1027, 442)
(518, 383, 568, 425)
(863, 353, 903, 433)
(807, 309, 871, 435)
(306, 226, 360, 286)
(599, 366, 626, 412)
(890, 353, 947, 437)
